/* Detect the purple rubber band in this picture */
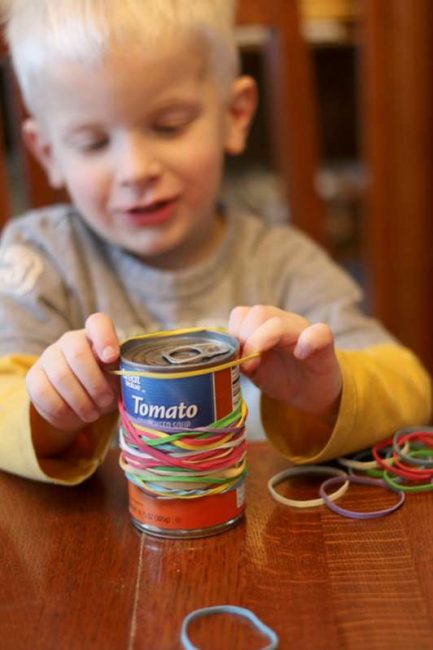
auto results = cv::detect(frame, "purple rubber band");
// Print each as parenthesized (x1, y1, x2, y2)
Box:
(319, 474, 405, 519)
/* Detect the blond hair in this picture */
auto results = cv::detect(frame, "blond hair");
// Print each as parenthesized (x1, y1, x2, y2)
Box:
(3, 0, 239, 109)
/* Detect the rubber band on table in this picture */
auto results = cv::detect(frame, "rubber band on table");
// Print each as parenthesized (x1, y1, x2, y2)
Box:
(371, 440, 433, 482)
(392, 428, 433, 467)
(390, 453, 433, 479)
(267, 465, 349, 509)
(382, 449, 433, 493)
(375, 450, 433, 483)
(338, 441, 410, 474)
(337, 443, 392, 472)
(319, 474, 405, 519)
(180, 605, 279, 650)
(382, 471, 433, 493)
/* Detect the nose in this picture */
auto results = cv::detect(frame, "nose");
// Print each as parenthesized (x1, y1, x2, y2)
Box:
(116, 134, 162, 187)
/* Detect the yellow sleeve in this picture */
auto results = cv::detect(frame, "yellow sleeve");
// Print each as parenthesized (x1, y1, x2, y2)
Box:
(261, 343, 432, 464)
(0, 354, 118, 484)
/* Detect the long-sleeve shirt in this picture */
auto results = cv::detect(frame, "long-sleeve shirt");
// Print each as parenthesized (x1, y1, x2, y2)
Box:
(0, 205, 430, 483)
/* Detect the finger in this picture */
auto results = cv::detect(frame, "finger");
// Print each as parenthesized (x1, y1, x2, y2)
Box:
(239, 317, 297, 374)
(228, 306, 250, 339)
(26, 363, 88, 431)
(240, 308, 308, 354)
(240, 318, 291, 374)
(293, 323, 337, 371)
(85, 312, 120, 364)
(59, 331, 115, 409)
(238, 305, 308, 348)
(39, 346, 101, 423)
(238, 308, 309, 375)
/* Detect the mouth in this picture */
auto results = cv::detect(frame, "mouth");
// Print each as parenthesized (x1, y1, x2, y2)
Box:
(120, 198, 178, 226)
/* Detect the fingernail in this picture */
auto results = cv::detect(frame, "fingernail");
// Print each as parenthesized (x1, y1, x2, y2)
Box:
(102, 346, 117, 363)
(295, 343, 309, 360)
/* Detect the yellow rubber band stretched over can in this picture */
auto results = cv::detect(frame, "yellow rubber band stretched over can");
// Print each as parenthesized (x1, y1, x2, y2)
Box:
(112, 327, 259, 379)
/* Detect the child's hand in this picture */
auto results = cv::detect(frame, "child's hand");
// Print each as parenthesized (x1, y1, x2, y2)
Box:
(26, 313, 120, 432)
(229, 305, 342, 423)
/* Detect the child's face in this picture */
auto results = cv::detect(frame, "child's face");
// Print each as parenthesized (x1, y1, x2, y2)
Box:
(25, 40, 254, 268)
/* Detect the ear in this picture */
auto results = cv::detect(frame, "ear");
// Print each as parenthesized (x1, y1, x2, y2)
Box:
(224, 76, 258, 156)
(22, 118, 65, 188)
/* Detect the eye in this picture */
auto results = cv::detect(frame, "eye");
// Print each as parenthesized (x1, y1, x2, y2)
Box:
(154, 122, 187, 137)
(78, 137, 109, 152)
(65, 133, 110, 153)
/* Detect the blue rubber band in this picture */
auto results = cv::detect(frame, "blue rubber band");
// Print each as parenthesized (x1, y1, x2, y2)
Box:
(180, 605, 279, 649)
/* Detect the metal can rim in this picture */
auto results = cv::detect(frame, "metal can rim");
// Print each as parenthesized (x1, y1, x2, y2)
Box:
(120, 329, 239, 373)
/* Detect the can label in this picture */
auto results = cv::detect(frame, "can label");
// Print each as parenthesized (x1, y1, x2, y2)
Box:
(121, 366, 240, 429)
(120, 331, 240, 430)
(128, 482, 245, 534)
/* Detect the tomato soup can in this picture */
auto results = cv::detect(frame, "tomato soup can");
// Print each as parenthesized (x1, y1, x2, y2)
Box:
(119, 330, 246, 538)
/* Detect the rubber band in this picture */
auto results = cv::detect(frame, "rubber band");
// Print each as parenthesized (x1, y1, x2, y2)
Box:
(319, 474, 405, 519)
(393, 428, 433, 467)
(180, 605, 279, 650)
(381, 449, 433, 493)
(119, 398, 248, 499)
(390, 454, 433, 479)
(337, 443, 402, 471)
(371, 442, 433, 482)
(267, 465, 349, 509)
(112, 351, 260, 379)
(339, 443, 411, 479)
(112, 327, 260, 379)
(382, 470, 433, 493)
(370, 440, 431, 482)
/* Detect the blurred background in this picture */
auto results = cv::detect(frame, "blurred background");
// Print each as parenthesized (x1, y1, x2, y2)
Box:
(1, 0, 433, 372)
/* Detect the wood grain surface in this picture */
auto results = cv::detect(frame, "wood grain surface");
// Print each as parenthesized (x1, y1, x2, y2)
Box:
(1, 442, 433, 650)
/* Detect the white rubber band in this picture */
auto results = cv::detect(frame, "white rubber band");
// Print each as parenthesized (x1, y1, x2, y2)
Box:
(338, 457, 382, 471)
(267, 465, 349, 509)
(338, 441, 410, 471)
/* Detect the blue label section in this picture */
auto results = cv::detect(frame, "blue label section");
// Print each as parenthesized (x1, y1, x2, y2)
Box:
(121, 370, 215, 429)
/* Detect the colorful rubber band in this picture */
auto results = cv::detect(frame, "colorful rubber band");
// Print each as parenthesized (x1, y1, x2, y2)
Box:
(382, 449, 433, 493)
(382, 471, 433, 493)
(371, 439, 430, 482)
(180, 605, 279, 650)
(119, 399, 247, 499)
(392, 428, 433, 467)
(339, 443, 411, 479)
(267, 465, 349, 509)
(319, 474, 405, 519)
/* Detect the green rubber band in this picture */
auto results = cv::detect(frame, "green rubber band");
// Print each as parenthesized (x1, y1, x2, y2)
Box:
(364, 467, 386, 479)
(125, 469, 247, 484)
(405, 448, 433, 460)
(383, 470, 433, 493)
(133, 403, 244, 448)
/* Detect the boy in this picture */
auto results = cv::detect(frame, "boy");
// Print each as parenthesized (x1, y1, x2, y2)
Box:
(0, 0, 430, 484)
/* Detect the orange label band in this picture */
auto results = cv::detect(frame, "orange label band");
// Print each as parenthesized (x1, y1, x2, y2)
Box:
(128, 482, 245, 531)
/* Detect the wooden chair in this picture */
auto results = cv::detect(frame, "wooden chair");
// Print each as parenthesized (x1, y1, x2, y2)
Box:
(0, 0, 327, 244)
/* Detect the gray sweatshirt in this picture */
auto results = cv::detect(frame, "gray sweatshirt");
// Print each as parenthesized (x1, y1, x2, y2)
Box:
(0, 204, 394, 438)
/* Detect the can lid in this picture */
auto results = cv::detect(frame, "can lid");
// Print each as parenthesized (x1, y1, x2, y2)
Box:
(161, 342, 232, 365)
(121, 331, 238, 371)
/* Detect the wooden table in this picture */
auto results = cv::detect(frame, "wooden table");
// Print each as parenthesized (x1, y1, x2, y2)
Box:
(2, 442, 433, 650)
